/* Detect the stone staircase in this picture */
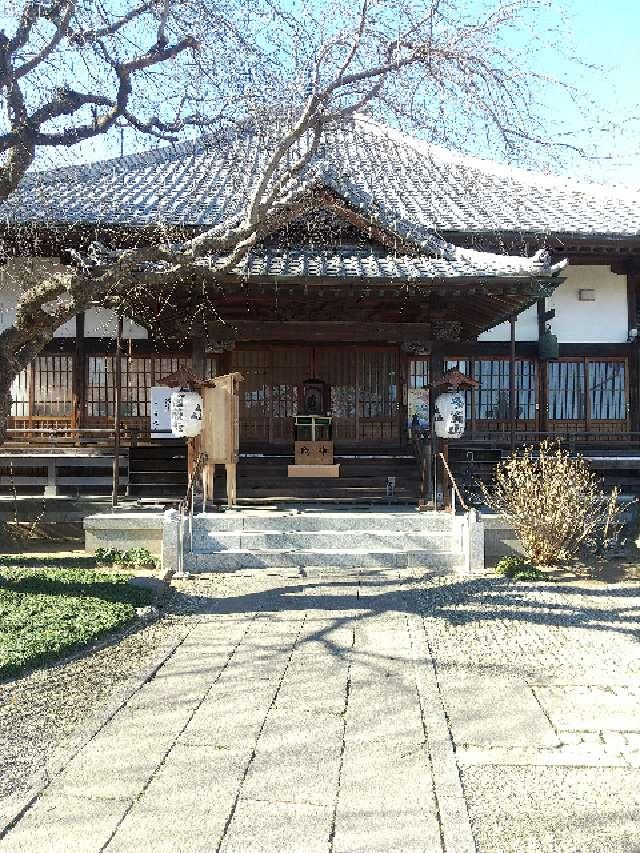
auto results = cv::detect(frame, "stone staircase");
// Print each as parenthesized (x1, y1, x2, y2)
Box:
(179, 508, 473, 573)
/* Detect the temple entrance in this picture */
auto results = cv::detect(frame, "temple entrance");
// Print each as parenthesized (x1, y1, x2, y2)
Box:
(230, 345, 402, 449)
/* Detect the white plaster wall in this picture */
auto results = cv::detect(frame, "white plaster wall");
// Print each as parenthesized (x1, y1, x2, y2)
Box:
(477, 264, 629, 344)
(84, 308, 148, 339)
(0, 258, 148, 339)
(549, 265, 629, 343)
(478, 303, 538, 342)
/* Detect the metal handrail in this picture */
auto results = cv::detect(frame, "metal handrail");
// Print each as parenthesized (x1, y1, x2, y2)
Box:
(438, 452, 469, 513)
(175, 451, 208, 577)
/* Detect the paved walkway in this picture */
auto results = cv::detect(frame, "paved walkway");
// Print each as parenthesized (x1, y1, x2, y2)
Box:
(1, 570, 640, 852)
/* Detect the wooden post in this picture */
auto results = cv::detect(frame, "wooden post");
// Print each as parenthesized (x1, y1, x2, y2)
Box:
(627, 272, 640, 433)
(536, 299, 549, 439)
(203, 463, 215, 509)
(72, 312, 86, 444)
(226, 462, 237, 506)
(442, 441, 451, 511)
(191, 336, 206, 380)
(429, 352, 444, 507)
(112, 316, 123, 507)
(509, 315, 517, 454)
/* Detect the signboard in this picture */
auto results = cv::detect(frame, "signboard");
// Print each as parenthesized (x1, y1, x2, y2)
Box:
(294, 441, 334, 465)
(408, 387, 430, 431)
(150, 386, 173, 438)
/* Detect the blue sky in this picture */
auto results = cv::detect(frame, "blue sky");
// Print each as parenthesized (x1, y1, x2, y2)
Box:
(540, 0, 640, 187)
(22, 0, 640, 188)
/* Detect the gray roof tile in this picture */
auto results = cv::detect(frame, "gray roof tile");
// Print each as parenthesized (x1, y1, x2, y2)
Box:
(2, 116, 637, 240)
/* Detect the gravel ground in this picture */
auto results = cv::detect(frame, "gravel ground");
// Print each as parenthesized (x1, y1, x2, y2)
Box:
(461, 765, 640, 853)
(417, 575, 640, 853)
(1, 569, 639, 853)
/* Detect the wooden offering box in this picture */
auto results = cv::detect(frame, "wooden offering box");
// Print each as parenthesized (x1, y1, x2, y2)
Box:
(289, 415, 340, 478)
(294, 440, 333, 465)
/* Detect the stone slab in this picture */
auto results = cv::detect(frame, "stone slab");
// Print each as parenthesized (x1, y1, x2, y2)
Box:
(535, 685, 640, 732)
(441, 668, 560, 748)
(457, 744, 628, 767)
(105, 742, 247, 853)
(334, 738, 441, 853)
(0, 794, 130, 853)
(192, 531, 453, 552)
(219, 799, 333, 853)
(185, 549, 460, 572)
(84, 511, 164, 555)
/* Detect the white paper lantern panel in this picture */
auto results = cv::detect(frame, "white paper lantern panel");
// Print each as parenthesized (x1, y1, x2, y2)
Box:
(434, 391, 466, 439)
(170, 390, 204, 438)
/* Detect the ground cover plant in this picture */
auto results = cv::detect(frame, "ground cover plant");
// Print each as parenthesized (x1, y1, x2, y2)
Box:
(95, 547, 158, 569)
(495, 556, 546, 582)
(0, 564, 153, 679)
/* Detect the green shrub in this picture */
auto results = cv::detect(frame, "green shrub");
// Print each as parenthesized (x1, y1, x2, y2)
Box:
(495, 556, 546, 581)
(95, 547, 123, 565)
(123, 547, 157, 566)
(95, 547, 157, 568)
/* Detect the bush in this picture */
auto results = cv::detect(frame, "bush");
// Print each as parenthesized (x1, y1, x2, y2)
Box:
(484, 440, 623, 565)
(95, 547, 157, 568)
(495, 555, 546, 581)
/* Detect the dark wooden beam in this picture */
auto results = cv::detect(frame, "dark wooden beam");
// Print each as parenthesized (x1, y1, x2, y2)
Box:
(203, 321, 435, 343)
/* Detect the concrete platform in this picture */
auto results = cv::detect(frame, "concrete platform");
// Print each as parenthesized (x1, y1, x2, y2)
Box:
(161, 507, 484, 575)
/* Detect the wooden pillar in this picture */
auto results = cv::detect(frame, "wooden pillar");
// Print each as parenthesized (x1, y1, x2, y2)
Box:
(399, 345, 409, 449)
(112, 316, 123, 507)
(536, 299, 549, 438)
(509, 315, 517, 454)
(72, 312, 86, 442)
(441, 441, 451, 511)
(191, 336, 206, 380)
(430, 350, 445, 506)
(627, 272, 640, 433)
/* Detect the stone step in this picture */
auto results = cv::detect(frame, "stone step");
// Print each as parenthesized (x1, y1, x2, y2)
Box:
(190, 530, 455, 552)
(191, 511, 455, 534)
(183, 548, 462, 572)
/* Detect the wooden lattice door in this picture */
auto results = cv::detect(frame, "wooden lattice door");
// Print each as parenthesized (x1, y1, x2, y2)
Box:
(232, 347, 313, 444)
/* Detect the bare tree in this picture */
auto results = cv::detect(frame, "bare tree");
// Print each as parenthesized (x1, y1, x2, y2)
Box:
(0, 0, 587, 435)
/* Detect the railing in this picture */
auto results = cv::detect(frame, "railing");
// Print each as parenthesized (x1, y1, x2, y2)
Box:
(438, 452, 469, 514)
(3, 425, 176, 446)
(175, 451, 208, 578)
(453, 430, 640, 448)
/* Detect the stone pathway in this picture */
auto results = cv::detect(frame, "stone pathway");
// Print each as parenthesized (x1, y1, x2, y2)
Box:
(1, 571, 639, 852)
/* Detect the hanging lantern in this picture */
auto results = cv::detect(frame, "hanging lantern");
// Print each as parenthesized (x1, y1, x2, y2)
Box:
(170, 388, 203, 438)
(434, 391, 466, 439)
(539, 329, 559, 360)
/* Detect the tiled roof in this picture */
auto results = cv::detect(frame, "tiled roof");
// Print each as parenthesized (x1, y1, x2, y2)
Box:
(2, 116, 638, 241)
(207, 244, 563, 280)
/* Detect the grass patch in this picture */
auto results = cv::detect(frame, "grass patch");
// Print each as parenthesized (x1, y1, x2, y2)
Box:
(0, 565, 154, 679)
(0, 553, 97, 570)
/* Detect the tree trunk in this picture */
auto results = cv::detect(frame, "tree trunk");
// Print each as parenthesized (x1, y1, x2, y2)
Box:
(0, 347, 15, 442)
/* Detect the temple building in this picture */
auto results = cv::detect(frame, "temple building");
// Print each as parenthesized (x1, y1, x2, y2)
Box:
(0, 117, 638, 499)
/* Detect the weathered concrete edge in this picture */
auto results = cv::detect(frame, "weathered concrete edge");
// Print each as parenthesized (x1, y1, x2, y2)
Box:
(406, 610, 476, 853)
(0, 609, 194, 839)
